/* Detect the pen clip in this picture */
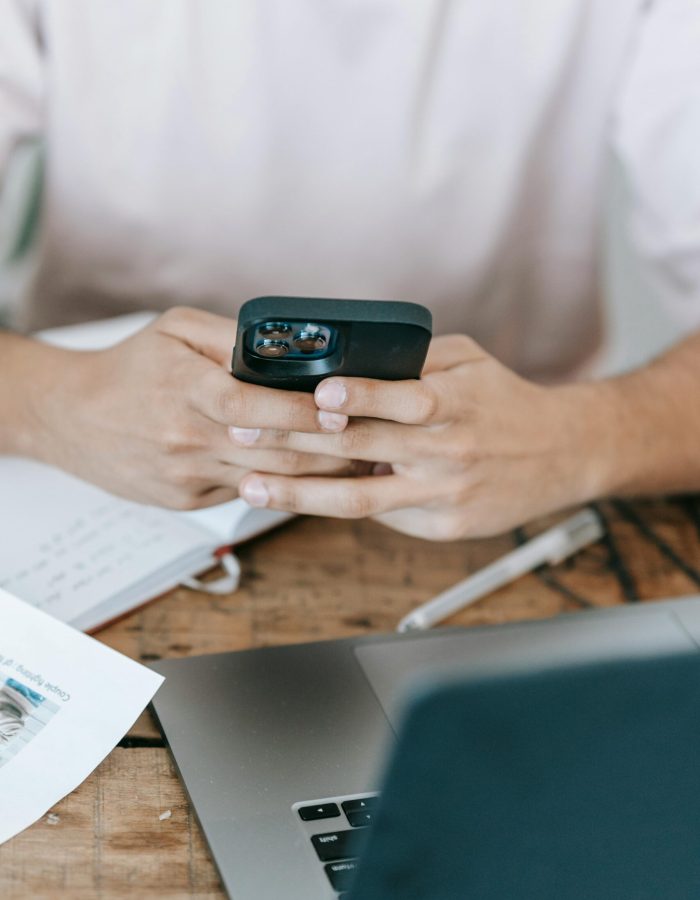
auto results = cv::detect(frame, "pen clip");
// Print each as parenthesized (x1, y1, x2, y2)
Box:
(546, 509, 604, 565)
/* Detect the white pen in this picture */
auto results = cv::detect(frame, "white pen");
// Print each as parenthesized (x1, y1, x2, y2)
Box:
(396, 508, 605, 633)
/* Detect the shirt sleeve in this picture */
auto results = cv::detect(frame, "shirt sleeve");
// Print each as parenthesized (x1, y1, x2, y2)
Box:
(0, 0, 43, 184)
(610, 0, 700, 331)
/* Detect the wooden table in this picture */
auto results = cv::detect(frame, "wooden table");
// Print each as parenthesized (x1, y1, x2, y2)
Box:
(3, 498, 700, 899)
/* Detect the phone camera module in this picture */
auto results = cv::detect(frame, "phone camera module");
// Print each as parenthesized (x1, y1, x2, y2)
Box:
(249, 320, 333, 362)
(256, 338, 290, 358)
(293, 325, 327, 354)
(259, 322, 292, 340)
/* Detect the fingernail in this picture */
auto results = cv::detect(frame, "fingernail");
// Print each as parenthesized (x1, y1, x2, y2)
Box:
(316, 381, 347, 410)
(318, 410, 348, 432)
(229, 426, 260, 446)
(240, 476, 270, 507)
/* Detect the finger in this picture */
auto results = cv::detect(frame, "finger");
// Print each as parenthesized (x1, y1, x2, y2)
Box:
(157, 306, 238, 367)
(238, 471, 433, 518)
(230, 418, 426, 465)
(192, 485, 241, 508)
(422, 334, 486, 375)
(314, 376, 444, 426)
(195, 368, 349, 433)
(218, 444, 363, 477)
(372, 507, 464, 541)
(161, 415, 355, 476)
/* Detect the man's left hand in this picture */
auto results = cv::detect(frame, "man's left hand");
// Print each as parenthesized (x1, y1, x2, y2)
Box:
(236, 335, 610, 540)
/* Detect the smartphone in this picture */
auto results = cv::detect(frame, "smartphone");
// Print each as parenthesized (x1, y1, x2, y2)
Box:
(231, 296, 433, 392)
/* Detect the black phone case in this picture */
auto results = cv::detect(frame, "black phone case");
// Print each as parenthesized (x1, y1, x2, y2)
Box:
(232, 296, 433, 392)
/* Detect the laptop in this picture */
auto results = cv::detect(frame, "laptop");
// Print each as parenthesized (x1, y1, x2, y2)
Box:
(151, 595, 700, 899)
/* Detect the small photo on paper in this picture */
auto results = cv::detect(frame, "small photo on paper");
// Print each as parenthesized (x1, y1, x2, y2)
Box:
(0, 678, 60, 768)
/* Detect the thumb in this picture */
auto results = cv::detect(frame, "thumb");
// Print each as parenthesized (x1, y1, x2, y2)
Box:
(156, 307, 237, 367)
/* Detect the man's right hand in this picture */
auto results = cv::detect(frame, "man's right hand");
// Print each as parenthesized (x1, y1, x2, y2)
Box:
(3, 307, 352, 509)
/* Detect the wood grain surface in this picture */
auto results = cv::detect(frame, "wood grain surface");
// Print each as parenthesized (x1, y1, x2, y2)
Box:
(2, 498, 700, 898)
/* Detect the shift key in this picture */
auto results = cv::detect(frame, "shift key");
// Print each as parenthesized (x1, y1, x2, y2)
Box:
(312, 830, 359, 862)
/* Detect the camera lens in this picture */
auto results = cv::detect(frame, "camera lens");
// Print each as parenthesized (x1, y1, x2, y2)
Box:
(293, 327, 327, 354)
(256, 338, 290, 358)
(259, 322, 292, 340)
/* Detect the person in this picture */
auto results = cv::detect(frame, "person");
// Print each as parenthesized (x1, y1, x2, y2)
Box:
(1, 0, 699, 541)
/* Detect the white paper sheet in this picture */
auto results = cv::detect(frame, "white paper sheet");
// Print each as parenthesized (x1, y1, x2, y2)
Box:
(0, 588, 164, 844)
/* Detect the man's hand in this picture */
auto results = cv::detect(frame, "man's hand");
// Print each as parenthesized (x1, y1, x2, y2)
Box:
(235, 334, 621, 539)
(5, 307, 352, 508)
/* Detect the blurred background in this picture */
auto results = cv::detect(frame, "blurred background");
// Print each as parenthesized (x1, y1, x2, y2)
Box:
(0, 138, 686, 377)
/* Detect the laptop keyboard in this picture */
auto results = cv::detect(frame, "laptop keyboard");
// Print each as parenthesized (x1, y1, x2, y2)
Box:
(293, 793, 379, 895)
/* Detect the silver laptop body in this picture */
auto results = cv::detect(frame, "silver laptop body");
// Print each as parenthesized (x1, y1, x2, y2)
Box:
(151, 595, 700, 899)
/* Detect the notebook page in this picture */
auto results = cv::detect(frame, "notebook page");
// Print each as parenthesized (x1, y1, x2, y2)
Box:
(184, 498, 293, 545)
(0, 458, 215, 625)
(37, 311, 157, 349)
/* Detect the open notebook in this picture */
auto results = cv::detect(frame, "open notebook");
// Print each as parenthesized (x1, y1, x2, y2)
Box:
(0, 313, 292, 632)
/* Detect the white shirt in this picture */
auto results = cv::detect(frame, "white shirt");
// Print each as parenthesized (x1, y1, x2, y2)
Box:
(1, 0, 698, 380)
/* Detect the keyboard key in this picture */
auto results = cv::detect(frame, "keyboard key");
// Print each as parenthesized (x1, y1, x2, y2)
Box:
(341, 797, 378, 816)
(298, 802, 340, 822)
(325, 860, 359, 891)
(311, 830, 359, 862)
(346, 808, 375, 828)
